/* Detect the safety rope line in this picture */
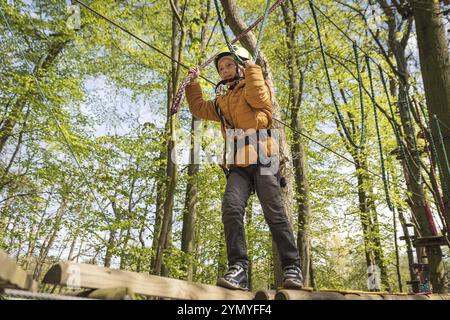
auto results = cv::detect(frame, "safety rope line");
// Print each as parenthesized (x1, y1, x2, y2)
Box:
(309, 1, 365, 150)
(418, 104, 449, 200)
(213, 0, 243, 65)
(414, 100, 450, 231)
(170, 0, 286, 115)
(253, 0, 271, 62)
(0, 288, 97, 300)
(0, 5, 115, 245)
(366, 56, 392, 211)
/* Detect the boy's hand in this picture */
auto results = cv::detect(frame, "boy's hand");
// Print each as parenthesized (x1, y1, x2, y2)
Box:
(243, 60, 255, 68)
(189, 66, 200, 83)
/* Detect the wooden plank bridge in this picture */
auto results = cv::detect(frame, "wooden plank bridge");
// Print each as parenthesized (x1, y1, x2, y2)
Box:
(1, 250, 449, 300)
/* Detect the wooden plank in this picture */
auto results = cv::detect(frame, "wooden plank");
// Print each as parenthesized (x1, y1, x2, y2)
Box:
(343, 293, 383, 300)
(84, 287, 135, 300)
(412, 235, 449, 247)
(0, 250, 37, 291)
(254, 290, 276, 300)
(275, 289, 346, 300)
(42, 262, 254, 300)
(382, 294, 429, 300)
(274, 288, 450, 300)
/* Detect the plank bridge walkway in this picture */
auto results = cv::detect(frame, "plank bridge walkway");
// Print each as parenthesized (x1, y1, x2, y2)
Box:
(1, 250, 448, 300)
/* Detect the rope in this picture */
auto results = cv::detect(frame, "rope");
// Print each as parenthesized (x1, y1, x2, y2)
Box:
(253, 0, 271, 62)
(414, 100, 450, 231)
(309, 1, 365, 150)
(170, 0, 286, 115)
(418, 105, 449, 199)
(0, 288, 96, 300)
(213, 0, 244, 65)
(366, 56, 392, 211)
(0, 5, 114, 245)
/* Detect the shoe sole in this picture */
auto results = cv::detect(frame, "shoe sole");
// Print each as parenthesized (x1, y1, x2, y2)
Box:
(217, 278, 249, 291)
(283, 278, 304, 289)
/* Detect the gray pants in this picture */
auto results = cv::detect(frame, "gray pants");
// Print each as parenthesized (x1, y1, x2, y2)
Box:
(222, 164, 301, 270)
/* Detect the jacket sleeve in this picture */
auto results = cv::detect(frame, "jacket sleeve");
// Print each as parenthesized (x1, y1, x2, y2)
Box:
(185, 82, 220, 122)
(243, 64, 272, 109)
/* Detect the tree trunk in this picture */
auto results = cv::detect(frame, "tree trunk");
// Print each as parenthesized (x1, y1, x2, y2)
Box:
(181, 0, 211, 281)
(281, 1, 312, 287)
(397, 80, 446, 293)
(412, 0, 450, 226)
(181, 118, 199, 281)
(220, 0, 295, 288)
(33, 197, 67, 280)
(153, 0, 185, 276)
(104, 197, 121, 268)
(334, 99, 390, 290)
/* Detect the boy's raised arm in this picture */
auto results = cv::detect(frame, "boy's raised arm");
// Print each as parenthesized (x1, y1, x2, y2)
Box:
(185, 82, 219, 122)
(243, 63, 272, 110)
(184, 66, 219, 122)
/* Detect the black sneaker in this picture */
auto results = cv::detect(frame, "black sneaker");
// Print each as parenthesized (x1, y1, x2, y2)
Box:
(282, 265, 304, 289)
(217, 264, 249, 291)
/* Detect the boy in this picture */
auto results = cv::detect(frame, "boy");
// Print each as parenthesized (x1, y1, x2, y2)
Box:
(185, 45, 303, 290)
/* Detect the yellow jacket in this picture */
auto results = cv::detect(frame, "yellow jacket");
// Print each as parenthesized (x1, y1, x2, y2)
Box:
(185, 64, 278, 167)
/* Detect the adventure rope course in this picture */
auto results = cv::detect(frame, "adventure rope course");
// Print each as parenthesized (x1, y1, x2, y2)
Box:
(40, 0, 450, 212)
(304, 1, 450, 212)
(2, 1, 450, 299)
(4, 0, 448, 239)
